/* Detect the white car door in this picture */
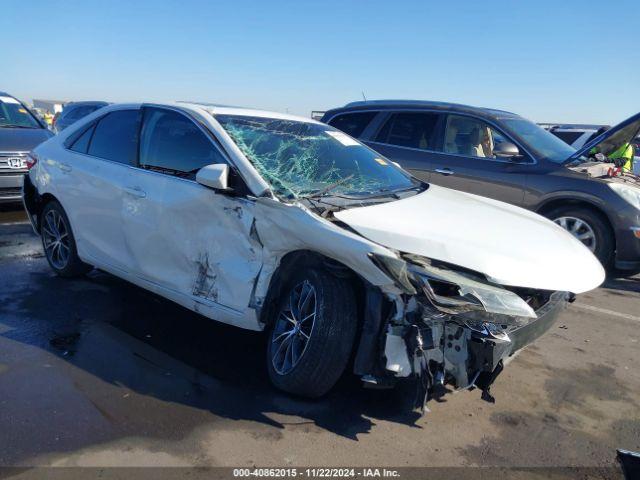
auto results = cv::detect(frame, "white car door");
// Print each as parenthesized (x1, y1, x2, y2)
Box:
(59, 109, 141, 270)
(120, 106, 262, 325)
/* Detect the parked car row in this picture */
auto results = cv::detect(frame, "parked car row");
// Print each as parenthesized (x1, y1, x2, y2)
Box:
(2, 88, 638, 407)
(21, 101, 607, 408)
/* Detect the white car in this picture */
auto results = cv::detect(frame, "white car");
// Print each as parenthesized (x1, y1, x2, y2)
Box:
(23, 102, 604, 406)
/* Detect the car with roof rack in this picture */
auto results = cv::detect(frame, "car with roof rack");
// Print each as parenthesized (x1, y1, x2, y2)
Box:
(322, 100, 640, 273)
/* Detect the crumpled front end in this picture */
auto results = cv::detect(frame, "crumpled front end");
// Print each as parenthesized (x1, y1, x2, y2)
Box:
(354, 253, 570, 410)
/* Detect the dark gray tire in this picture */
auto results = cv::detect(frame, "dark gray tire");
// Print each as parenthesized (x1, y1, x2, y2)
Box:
(41, 200, 92, 277)
(266, 268, 357, 398)
(545, 206, 615, 269)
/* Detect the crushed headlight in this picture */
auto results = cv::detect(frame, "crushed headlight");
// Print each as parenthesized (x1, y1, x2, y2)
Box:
(409, 262, 536, 319)
(370, 252, 536, 320)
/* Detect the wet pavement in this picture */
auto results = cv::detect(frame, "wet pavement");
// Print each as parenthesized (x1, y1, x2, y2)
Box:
(0, 205, 639, 469)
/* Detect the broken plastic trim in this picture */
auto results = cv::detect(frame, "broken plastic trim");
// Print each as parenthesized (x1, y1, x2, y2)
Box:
(368, 253, 416, 294)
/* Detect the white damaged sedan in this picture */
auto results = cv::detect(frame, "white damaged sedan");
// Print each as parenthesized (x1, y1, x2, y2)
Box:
(23, 102, 604, 407)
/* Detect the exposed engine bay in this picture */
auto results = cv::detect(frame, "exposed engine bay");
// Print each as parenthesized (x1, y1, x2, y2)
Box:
(568, 160, 640, 186)
(352, 252, 570, 411)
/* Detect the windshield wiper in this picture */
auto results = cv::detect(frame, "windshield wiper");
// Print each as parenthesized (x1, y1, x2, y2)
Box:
(300, 174, 355, 199)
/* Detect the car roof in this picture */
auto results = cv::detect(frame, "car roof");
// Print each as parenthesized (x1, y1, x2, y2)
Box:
(66, 101, 109, 107)
(178, 101, 320, 124)
(324, 99, 521, 121)
(99, 102, 321, 125)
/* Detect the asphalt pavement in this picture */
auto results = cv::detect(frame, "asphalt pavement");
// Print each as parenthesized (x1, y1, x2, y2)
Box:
(0, 205, 638, 472)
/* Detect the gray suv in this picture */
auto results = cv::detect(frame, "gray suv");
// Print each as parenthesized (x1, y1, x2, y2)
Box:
(322, 100, 640, 272)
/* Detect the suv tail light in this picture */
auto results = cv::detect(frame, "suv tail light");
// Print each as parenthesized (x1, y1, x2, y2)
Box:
(26, 152, 38, 170)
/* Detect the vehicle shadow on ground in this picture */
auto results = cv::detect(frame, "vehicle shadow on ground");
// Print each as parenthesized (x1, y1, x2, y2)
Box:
(603, 275, 640, 294)
(2, 264, 425, 444)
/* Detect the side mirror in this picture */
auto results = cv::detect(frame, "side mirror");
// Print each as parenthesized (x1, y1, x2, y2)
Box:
(493, 141, 521, 160)
(196, 164, 229, 190)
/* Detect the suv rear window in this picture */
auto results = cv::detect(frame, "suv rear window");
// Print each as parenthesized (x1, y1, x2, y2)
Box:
(87, 110, 140, 165)
(327, 112, 377, 138)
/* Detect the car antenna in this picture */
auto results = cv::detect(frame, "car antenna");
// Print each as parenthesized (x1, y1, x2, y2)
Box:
(361, 91, 367, 101)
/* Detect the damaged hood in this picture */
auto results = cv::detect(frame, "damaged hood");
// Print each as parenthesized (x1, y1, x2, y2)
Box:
(334, 185, 605, 293)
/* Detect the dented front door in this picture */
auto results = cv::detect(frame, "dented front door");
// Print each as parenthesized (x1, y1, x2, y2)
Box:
(121, 169, 262, 314)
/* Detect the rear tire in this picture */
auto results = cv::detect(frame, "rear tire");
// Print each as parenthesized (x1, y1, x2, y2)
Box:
(266, 268, 357, 398)
(545, 206, 615, 269)
(41, 200, 92, 277)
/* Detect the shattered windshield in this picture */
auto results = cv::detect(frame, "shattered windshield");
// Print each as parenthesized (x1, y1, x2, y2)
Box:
(215, 114, 417, 199)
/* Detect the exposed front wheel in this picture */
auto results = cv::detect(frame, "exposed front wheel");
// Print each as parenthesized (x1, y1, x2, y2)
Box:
(546, 206, 615, 269)
(41, 200, 92, 277)
(266, 268, 357, 398)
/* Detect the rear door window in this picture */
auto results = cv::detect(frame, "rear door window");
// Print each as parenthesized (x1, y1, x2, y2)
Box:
(139, 107, 226, 178)
(69, 123, 96, 153)
(327, 112, 377, 138)
(375, 112, 440, 150)
(87, 110, 140, 165)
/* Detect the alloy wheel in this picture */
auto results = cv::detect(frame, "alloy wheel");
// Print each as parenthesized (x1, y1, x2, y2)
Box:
(554, 216, 597, 252)
(42, 209, 71, 269)
(271, 280, 317, 375)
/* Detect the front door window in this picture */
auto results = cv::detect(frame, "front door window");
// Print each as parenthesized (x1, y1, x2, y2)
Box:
(444, 115, 504, 159)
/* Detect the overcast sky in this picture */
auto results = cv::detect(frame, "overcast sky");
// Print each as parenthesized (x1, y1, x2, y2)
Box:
(4, 0, 639, 124)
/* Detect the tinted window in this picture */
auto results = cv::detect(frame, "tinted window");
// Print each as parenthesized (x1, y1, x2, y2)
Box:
(69, 123, 96, 153)
(87, 110, 140, 164)
(328, 112, 377, 138)
(375, 112, 439, 150)
(139, 108, 225, 176)
(501, 117, 576, 163)
(551, 130, 585, 145)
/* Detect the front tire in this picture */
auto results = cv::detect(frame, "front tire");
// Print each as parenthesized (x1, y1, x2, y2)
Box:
(546, 206, 615, 269)
(41, 200, 92, 277)
(266, 268, 357, 398)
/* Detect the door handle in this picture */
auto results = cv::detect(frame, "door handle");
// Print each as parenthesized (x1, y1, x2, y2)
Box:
(59, 163, 72, 172)
(124, 186, 146, 198)
(434, 168, 455, 176)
